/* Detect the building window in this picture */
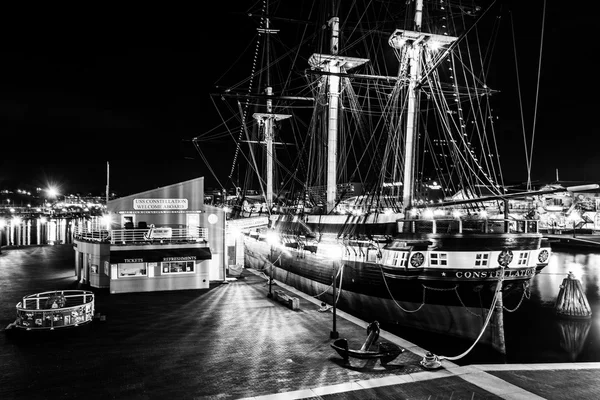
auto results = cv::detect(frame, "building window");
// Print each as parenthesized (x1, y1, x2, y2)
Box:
(517, 252, 529, 266)
(430, 252, 447, 266)
(118, 263, 147, 277)
(162, 261, 195, 274)
(475, 253, 489, 267)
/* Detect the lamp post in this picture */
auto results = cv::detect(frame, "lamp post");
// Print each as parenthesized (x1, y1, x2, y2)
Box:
(330, 261, 339, 339)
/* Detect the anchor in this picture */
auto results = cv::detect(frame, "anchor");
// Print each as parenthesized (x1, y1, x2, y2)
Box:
(331, 321, 404, 364)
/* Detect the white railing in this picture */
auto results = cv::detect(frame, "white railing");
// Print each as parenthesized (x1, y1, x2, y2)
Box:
(15, 290, 95, 330)
(74, 225, 208, 245)
(75, 228, 111, 242)
(110, 226, 208, 244)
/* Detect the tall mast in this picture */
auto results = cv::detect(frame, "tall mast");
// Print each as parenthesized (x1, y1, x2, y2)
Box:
(388, 0, 457, 211)
(252, 1, 290, 211)
(309, 11, 368, 213)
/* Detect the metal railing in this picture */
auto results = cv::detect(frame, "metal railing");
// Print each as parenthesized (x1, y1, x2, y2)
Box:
(74, 226, 208, 245)
(15, 290, 95, 330)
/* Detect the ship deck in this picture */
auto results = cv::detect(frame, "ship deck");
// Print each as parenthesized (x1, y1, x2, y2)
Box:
(1, 245, 599, 399)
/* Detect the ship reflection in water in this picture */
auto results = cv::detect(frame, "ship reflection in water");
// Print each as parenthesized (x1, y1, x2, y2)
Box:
(382, 250, 600, 365)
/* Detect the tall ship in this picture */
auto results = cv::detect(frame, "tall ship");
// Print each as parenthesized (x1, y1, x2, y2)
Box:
(196, 0, 574, 354)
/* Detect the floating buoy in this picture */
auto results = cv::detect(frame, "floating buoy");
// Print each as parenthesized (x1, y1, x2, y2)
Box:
(555, 272, 592, 319)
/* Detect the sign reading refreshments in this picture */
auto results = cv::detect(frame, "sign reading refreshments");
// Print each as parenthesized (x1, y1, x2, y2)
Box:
(133, 198, 188, 210)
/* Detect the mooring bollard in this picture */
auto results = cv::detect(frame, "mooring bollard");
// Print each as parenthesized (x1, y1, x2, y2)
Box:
(555, 271, 592, 319)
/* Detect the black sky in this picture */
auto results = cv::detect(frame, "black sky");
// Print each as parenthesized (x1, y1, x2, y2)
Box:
(0, 1, 598, 197)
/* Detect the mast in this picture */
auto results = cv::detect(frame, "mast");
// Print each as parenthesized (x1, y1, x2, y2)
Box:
(252, 1, 290, 211)
(309, 14, 368, 213)
(388, 0, 457, 211)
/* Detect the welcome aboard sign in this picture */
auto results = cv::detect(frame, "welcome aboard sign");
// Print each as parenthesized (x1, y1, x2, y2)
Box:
(133, 199, 188, 210)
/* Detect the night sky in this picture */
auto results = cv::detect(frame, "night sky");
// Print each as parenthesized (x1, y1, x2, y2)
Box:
(0, 1, 598, 197)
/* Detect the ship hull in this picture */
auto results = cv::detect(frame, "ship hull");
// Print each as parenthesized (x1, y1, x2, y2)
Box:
(244, 230, 548, 354)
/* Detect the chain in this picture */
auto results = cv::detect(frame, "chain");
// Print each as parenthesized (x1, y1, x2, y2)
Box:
(503, 282, 528, 313)
(379, 264, 426, 313)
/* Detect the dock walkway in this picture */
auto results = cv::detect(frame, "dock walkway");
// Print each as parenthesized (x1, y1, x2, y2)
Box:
(1, 245, 599, 399)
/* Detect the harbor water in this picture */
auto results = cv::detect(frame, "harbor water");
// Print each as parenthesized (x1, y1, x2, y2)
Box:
(382, 249, 600, 365)
(0, 216, 102, 248)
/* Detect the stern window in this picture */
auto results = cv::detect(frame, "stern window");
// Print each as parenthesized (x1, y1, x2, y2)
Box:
(517, 252, 529, 266)
(430, 252, 448, 266)
(475, 253, 489, 267)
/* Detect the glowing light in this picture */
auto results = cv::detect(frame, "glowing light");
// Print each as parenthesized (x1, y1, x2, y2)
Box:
(39, 217, 47, 224)
(409, 209, 419, 217)
(567, 211, 580, 222)
(428, 41, 442, 51)
(46, 187, 59, 198)
(433, 209, 445, 217)
(229, 226, 242, 238)
(479, 210, 488, 219)
(0, 219, 5, 228)
(12, 216, 22, 225)
(265, 231, 279, 246)
(452, 210, 461, 219)
(101, 215, 111, 227)
(208, 214, 218, 224)
(422, 209, 434, 219)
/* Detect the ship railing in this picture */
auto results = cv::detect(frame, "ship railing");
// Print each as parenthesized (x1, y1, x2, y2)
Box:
(15, 290, 95, 331)
(401, 218, 539, 234)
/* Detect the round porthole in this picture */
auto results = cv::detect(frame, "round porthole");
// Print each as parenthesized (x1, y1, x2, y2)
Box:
(537, 249, 549, 263)
(498, 249, 513, 267)
(410, 252, 425, 267)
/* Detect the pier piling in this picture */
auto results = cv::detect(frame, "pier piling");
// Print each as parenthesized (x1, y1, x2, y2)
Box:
(555, 271, 592, 319)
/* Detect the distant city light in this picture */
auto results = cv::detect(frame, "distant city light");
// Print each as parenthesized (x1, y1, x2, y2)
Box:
(46, 187, 59, 198)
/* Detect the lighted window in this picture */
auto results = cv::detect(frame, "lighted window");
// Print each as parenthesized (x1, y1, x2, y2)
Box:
(430, 252, 447, 266)
(118, 263, 147, 277)
(162, 261, 195, 274)
(475, 253, 489, 267)
(517, 252, 529, 266)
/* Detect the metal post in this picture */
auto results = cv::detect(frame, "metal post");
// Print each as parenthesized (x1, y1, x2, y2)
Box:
(267, 246, 273, 298)
(330, 261, 339, 339)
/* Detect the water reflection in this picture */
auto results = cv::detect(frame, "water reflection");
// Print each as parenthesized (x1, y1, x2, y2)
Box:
(533, 252, 600, 304)
(511, 250, 600, 363)
(0, 216, 101, 247)
(556, 318, 592, 361)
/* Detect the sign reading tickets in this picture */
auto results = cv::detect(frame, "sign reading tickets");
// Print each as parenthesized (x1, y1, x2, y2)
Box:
(133, 198, 188, 210)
